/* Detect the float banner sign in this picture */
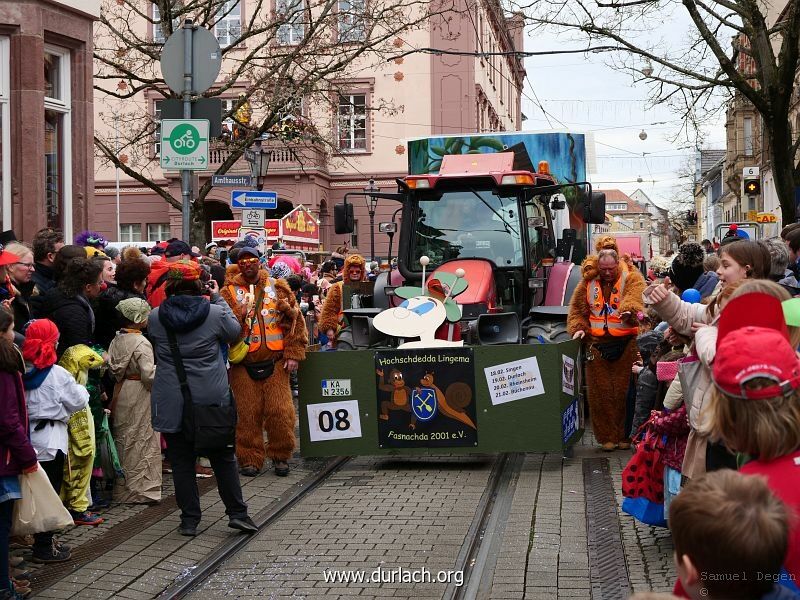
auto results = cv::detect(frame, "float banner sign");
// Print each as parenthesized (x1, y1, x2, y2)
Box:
(281, 205, 319, 243)
(562, 355, 576, 396)
(297, 342, 582, 457)
(211, 220, 241, 241)
(374, 348, 477, 449)
(265, 219, 281, 239)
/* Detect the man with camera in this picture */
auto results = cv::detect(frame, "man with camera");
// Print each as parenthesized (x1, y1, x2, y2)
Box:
(221, 247, 307, 477)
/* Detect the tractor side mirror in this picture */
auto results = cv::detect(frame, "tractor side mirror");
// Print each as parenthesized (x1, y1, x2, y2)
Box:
(583, 191, 606, 225)
(334, 202, 354, 234)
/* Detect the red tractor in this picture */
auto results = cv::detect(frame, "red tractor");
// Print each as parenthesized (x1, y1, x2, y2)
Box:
(332, 152, 606, 348)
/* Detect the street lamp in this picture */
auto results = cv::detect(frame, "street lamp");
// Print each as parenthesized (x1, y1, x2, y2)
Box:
(364, 178, 379, 261)
(249, 135, 271, 191)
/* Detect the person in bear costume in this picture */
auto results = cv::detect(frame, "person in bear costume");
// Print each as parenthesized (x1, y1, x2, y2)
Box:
(319, 253, 367, 346)
(221, 248, 307, 477)
(567, 236, 645, 450)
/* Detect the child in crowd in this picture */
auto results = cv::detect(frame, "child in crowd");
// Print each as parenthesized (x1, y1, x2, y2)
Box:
(630, 330, 664, 436)
(670, 470, 799, 600)
(108, 298, 160, 504)
(21, 319, 89, 562)
(704, 324, 800, 584)
(0, 309, 38, 597)
(57, 344, 105, 526)
(645, 275, 743, 479)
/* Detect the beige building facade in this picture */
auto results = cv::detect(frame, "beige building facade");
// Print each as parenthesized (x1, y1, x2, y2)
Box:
(0, 0, 99, 241)
(93, 0, 525, 258)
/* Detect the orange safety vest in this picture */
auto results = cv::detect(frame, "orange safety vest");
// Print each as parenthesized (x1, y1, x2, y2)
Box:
(586, 269, 638, 337)
(228, 280, 285, 352)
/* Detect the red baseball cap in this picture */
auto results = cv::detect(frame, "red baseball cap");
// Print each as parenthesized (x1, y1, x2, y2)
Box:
(713, 326, 800, 400)
(716, 292, 789, 348)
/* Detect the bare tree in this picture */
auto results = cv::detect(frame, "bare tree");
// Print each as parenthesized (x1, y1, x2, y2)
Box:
(514, 0, 800, 222)
(94, 0, 457, 242)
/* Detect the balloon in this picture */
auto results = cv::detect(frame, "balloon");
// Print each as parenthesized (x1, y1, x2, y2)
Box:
(783, 298, 800, 327)
(681, 288, 701, 303)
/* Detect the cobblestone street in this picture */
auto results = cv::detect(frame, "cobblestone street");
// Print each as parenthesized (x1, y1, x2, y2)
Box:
(28, 428, 676, 599)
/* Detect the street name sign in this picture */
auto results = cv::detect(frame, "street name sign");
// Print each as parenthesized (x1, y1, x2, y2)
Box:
(212, 174, 253, 187)
(242, 209, 265, 227)
(160, 119, 209, 170)
(231, 190, 278, 209)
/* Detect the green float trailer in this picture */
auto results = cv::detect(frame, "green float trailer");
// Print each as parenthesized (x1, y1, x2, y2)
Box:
(298, 342, 583, 457)
(298, 139, 606, 457)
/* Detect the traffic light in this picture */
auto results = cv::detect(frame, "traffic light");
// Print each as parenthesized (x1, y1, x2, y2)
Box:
(744, 178, 761, 195)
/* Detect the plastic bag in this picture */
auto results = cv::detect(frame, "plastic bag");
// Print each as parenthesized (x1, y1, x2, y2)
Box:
(97, 413, 124, 480)
(621, 496, 667, 528)
(11, 466, 74, 536)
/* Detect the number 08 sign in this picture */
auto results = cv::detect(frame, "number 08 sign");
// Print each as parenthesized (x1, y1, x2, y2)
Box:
(306, 400, 362, 442)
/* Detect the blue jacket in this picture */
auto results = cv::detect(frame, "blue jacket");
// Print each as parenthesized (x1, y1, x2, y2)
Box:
(148, 294, 241, 433)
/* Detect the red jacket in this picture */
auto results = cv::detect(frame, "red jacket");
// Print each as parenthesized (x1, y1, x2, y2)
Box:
(741, 450, 800, 582)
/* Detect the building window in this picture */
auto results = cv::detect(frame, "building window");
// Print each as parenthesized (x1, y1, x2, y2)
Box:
(337, 93, 367, 152)
(147, 223, 171, 241)
(44, 46, 72, 237)
(277, 0, 305, 45)
(351, 219, 358, 249)
(152, 3, 180, 44)
(154, 100, 163, 156)
(338, 0, 366, 43)
(743, 117, 753, 156)
(213, 1, 242, 47)
(120, 223, 142, 243)
(0, 37, 9, 232)
(607, 202, 628, 211)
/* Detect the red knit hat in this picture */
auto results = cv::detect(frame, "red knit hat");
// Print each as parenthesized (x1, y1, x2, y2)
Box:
(713, 326, 800, 400)
(22, 319, 60, 369)
(0, 244, 20, 267)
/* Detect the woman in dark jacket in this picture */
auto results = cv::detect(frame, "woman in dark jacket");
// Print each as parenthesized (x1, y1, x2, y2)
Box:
(0, 308, 38, 597)
(3, 243, 36, 335)
(37, 258, 104, 358)
(94, 256, 150, 349)
(148, 261, 256, 537)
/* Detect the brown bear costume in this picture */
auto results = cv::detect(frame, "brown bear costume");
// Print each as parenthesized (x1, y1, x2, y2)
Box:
(221, 264, 307, 472)
(319, 253, 367, 338)
(567, 236, 645, 447)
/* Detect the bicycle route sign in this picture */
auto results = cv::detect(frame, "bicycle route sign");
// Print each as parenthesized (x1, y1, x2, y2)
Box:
(160, 119, 210, 170)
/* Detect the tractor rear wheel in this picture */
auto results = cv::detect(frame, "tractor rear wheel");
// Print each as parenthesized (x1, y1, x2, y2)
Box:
(525, 318, 570, 344)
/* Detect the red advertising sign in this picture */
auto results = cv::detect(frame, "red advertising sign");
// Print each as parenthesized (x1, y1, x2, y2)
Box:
(211, 220, 241, 241)
(281, 205, 319, 244)
(265, 219, 281, 239)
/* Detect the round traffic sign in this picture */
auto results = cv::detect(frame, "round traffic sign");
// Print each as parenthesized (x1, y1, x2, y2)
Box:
(160, 27, 222, 95)
(168, 123, 205, 155)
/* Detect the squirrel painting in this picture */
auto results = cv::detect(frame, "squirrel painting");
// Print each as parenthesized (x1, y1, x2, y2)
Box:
(418, 372, 476, 430)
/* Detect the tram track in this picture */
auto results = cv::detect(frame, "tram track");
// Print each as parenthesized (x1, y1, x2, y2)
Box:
(156, 455, 351, 599)
(444, 452, 523, 600)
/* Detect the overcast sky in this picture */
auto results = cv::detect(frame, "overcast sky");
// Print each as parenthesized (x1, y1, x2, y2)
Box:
(521, 20, 728, 211)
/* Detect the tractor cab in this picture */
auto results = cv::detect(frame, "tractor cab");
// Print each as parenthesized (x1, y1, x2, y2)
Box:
(333, 152, 606, 347)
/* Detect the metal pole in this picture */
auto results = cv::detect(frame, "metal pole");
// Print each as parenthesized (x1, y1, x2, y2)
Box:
(114, 111, 120, 242)
(369, 207, 375, 262)
(181, 19, 194, 242)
